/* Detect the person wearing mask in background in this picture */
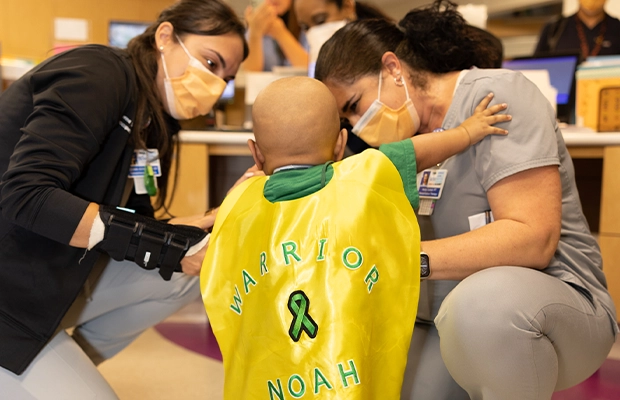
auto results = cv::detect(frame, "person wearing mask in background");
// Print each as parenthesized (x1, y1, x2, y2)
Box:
(295, 0, 502, 156)
(315, 1, 617, 399)
(0, 0, 247, 398)
(295, 0, 392, 156)
(535, 0, 620, 58)
(294, 0, 390, 32)
(466, 24, 504, 68)
(243, 0, 308, 71)
(295, 0, 501, 72)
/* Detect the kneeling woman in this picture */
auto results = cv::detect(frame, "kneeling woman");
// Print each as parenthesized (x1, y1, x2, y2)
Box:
(315, 1, 617, 399)
(0, 0, 247, 398)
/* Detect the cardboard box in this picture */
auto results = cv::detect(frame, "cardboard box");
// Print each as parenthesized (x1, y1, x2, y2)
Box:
(599, 87, 620, 132)
(576, 66, 620, 132)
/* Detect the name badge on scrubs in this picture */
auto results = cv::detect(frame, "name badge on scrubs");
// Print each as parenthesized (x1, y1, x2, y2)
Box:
(129, 149, 162, 196)
(418, 169, 448, 216)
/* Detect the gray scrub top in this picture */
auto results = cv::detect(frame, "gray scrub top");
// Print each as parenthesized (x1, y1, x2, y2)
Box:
(426, 68, 617, 329)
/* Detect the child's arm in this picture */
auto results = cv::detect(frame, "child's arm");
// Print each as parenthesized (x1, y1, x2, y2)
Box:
(413, 93, 511, 172)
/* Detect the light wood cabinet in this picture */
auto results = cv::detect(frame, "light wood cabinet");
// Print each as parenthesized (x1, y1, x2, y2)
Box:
(0, 0, 172, 61)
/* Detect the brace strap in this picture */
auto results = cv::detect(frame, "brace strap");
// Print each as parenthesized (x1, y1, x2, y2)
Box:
(96, 205, 208, 280)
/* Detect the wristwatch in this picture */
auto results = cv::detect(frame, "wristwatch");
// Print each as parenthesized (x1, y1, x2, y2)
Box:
(420, 252, 431, 280)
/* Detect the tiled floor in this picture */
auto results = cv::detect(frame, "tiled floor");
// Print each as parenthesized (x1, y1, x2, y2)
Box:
(98, 298, 620, 399)
(98, 299, 224, 399)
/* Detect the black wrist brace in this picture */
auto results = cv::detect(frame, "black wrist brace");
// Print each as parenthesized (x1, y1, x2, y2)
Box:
(96, 205, 208, 280)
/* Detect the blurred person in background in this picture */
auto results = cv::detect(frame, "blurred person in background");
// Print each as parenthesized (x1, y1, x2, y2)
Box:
(243, 0, 309, 71)
(535, 0, 620, 58)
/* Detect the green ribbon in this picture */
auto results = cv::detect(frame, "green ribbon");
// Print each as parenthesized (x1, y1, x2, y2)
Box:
(287, 290, 318, 342)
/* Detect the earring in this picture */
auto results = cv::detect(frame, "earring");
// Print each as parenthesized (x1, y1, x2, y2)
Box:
(159, 45, 164, 52)
(394, 76, 404, 87)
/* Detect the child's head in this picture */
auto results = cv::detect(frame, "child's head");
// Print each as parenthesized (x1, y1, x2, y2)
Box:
(248, 76, 347, 175)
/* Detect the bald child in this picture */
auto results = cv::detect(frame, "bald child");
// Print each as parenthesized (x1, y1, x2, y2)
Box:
(248, 76, 509, 175)
(200, 77, 510, 399)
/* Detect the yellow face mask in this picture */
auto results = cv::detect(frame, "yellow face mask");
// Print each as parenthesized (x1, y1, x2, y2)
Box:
(351, 72, 420, 147)
(161, 35, 227, 120)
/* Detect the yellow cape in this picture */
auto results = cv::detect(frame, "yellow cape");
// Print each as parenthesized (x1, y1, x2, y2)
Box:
(201, 150, 420, 399)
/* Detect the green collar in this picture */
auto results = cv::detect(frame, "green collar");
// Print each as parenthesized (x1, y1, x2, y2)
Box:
(264, 162, 334, 202)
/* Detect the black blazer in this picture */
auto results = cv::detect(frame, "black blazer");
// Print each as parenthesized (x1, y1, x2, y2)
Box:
(0, 45, 140, 374)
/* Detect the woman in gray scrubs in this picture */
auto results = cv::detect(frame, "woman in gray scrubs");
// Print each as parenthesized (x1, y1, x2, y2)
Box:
(314, 1, 617, 399)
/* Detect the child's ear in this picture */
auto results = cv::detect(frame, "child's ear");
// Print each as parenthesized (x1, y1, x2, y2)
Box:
(333, 128, 348, 161)
(247, 139, 265, 171)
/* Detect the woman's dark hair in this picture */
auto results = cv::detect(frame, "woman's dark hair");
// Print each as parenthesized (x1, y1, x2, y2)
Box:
(126, 0, 248, 209)
(355, 1, 391, 21)
(316, 0, 501, 87)
(326, 0, 390, 21)
(275, 10, 302, 61)
(465, 25, 503, 68)
(315, 18, 400, 85)
(283, 9, 302, 45)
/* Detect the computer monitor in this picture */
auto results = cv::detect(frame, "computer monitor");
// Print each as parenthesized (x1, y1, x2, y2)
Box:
(218, 79, 235, 104)
(109, 21, 151, 48)
(502, 54, 580, 124)
(308, 62, 316, 78)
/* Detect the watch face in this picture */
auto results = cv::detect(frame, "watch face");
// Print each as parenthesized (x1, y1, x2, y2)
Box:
(420, 253, 430, 279)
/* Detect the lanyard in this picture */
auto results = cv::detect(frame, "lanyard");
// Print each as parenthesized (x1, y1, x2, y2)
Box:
(575, 14, 607, 58)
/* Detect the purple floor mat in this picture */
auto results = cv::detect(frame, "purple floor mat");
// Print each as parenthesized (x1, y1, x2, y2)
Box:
(155, 321, 222, 361)
(552, 359, 620, 400)
(155, 321, 620, 398)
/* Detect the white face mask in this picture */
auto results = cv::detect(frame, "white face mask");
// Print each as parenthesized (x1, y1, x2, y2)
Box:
(306, 20, 347, 63)
(160, 35, 226, 120)
(351, 72, 421, 147)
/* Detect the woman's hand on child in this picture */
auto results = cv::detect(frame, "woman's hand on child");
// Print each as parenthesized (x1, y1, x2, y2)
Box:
(170, 162, 266, 277)
(180, 241, 209, 276)
(169, 210, 218, 276)
(460, 93, 511, 145)
(174, 164, 266, 276)
(228, 165, 265, 195)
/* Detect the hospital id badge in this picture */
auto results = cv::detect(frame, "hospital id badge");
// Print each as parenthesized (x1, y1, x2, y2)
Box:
(418, 169, 448, 216)
(129, 149, 162, 196)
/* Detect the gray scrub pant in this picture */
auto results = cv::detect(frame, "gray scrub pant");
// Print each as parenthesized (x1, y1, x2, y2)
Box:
(0, 258, 200, 400)
(401, 267, 617, 400)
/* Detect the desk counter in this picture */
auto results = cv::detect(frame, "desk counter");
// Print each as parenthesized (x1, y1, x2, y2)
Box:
(177, 130, 620, 314)
(178, 130, 620, 146)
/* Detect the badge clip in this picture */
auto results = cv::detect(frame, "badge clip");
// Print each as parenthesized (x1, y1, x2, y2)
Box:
(144, 165, 158, 196)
